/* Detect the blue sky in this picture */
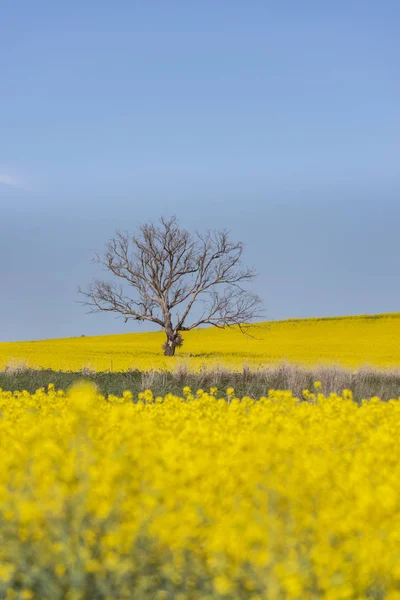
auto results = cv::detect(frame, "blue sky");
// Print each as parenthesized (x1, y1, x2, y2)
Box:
(1, 1, 400, 341)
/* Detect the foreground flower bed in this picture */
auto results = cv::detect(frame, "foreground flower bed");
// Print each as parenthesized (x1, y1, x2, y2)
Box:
(1, 384, 400, 599)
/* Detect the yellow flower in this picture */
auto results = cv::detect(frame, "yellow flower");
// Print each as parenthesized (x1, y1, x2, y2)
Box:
(213, 575, 234, 595)
(2, 312, 400, 372)
(86, 559, 101, 573)
(0, 563, 15, 582)
(0, 382, 399, 596)
(55, 564, 66, 576)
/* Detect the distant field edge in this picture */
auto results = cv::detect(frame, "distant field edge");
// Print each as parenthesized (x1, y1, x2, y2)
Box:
(2, 311, 400, 344)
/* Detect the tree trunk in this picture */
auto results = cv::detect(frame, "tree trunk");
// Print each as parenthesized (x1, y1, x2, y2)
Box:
(164, 334, 177, 356)
(163, 314, 178, 356)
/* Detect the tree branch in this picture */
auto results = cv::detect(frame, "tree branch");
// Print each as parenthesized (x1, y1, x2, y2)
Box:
(79, 216, 263, 354)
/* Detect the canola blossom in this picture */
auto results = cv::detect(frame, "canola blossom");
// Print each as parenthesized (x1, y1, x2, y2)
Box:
(2, 312, 400, 372)
(1, 383, 400, 598)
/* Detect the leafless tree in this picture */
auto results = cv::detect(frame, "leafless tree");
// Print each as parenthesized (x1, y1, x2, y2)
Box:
(79, 216, 262, 356)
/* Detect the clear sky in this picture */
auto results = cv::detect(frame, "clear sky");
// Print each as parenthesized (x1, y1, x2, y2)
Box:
(1, 1, 399, 341)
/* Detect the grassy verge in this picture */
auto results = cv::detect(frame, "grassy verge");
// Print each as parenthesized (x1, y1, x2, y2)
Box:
(2, 363, 400, 403)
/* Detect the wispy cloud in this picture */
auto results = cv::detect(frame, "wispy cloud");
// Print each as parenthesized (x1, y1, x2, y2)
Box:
(0, 172, 31, 191)
(0, 174, 19, 187)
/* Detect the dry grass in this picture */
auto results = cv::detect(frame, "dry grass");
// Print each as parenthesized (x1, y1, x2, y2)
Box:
(2, 359, 31, 374)
(1, 362, 400, 403)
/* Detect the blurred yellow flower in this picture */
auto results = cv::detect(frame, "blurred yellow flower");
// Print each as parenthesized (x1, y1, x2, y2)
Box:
(0, 384, 399, 597)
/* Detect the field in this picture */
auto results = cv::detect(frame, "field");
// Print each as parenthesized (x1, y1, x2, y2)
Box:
(1, 383, 400, 599)
(2, 313, 400, 599)
(2, 312, 400, 372)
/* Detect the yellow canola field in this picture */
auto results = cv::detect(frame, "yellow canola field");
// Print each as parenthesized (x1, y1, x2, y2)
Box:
(1, 312, 400, 371)
(1, 383, 400, 598)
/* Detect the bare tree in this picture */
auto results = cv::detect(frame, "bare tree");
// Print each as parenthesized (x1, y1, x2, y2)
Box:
(79, 216, 262, 356)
